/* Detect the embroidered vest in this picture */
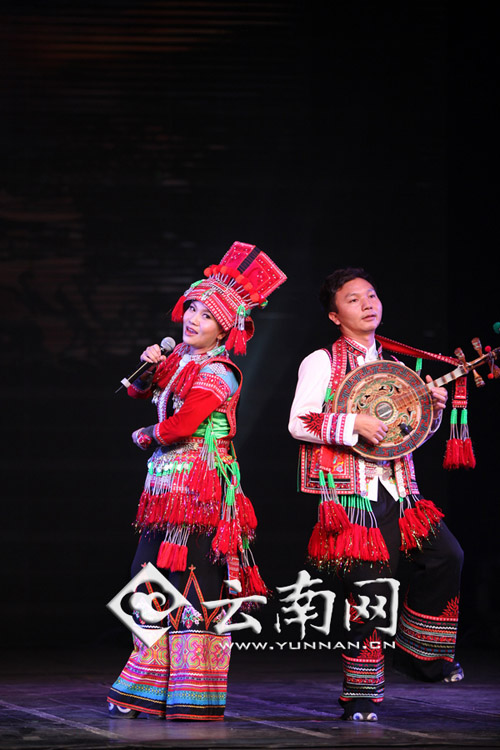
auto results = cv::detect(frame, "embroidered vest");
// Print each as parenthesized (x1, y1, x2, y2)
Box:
(153, 344, 242, 440)
(299, 337, 419, 498)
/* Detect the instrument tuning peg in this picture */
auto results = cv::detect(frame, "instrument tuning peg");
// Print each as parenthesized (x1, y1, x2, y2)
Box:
(485, 344, 500, 380)
(457, 343, 484, 388)
(473, 371, 486, 387)
(471, 337, 483, 357)
(470, 339, 485, 386)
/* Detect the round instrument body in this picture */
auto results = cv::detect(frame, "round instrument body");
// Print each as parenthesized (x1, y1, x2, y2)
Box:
(333, 360, 434, 460)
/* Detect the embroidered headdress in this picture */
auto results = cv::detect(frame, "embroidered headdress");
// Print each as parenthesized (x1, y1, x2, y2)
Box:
(171, 241, 287, 355)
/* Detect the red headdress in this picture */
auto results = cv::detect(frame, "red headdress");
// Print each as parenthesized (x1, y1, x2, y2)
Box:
(171, 241, 287, 355)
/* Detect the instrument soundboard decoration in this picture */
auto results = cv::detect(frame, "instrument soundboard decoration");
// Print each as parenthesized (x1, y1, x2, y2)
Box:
(333, 335, 499, 461)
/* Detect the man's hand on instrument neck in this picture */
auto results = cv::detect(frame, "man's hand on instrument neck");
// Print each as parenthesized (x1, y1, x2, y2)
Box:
(425, 375, 448, 413)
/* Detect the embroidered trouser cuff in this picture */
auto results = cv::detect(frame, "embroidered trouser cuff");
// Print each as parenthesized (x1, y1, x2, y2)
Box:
(395, 601, 458, 663)
(339, 653, 385, 703)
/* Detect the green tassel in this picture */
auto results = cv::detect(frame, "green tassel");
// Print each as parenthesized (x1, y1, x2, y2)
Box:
(339, 493, 373, 513)
(225, 485, 235, 506)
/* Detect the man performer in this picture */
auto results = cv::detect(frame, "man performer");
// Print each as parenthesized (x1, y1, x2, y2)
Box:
(289, 267, 464, 721)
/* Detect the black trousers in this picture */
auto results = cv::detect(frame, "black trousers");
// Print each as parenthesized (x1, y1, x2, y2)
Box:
(130, 529, 227, 616)
(338, 485, 463, 701)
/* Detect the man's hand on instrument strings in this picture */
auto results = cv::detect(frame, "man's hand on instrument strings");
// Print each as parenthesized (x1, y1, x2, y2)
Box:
(425, 375, 448, 413)
(354, 414, 389, 445)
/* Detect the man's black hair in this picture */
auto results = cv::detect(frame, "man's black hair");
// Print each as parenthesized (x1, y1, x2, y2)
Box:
(319, 268, 376, 313)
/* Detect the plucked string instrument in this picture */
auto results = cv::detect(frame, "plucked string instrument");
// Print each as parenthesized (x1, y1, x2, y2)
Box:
(334, 335, 499, 460)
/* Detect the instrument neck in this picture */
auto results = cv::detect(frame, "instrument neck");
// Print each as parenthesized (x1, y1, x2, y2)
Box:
(426, 366, 466, 390)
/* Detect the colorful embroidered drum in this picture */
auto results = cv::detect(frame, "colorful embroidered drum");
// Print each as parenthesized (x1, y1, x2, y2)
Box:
(334, 360, 435, 460)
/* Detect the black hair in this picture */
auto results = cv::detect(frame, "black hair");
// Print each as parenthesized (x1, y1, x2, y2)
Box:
(319, 267, 376, 313)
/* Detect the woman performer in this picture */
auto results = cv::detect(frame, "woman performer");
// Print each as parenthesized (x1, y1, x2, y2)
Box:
(108, 242, 286, 721)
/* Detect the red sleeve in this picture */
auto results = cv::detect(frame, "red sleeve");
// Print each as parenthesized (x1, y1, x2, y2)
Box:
(127, 358, 171, 400)
(127, 379, 153, 400)
(153, 386, 229, 446)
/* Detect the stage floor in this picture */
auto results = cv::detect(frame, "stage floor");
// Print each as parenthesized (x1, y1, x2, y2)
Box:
(1, 646, 499, 749)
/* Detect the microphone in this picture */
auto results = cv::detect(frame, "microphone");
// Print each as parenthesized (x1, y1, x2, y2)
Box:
(493, 322, 500, 335)
(116, 337, 176, 392)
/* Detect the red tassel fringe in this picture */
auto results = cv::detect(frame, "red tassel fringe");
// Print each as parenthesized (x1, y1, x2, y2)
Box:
(319, 500, 350, 533)
(399, 498, 444, 551)
(157, 541, 188, 572)
(171, 295, 186, 322)
(135, 489, 221, 531)
(307, 520, 390, 567)
(212, 518, 240, 557)
(241, 564, 268, 597)
(368, 526, 390, 562)
(307, 521, 330, 564)
(237, 493, 258, 534)
(225, 327, 247, 355)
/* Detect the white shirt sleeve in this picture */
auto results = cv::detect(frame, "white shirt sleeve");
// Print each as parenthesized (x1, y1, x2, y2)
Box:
(289, 350, 331, 444)
(288, 349, 359, 446)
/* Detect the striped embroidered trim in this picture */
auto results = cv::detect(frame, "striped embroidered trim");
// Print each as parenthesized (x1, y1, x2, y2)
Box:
(340, 655, 385, 701)
(395, 601, 458, 662)
(334, 414, 348, 444)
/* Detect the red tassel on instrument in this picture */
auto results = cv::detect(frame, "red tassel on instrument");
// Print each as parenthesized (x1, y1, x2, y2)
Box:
(443, 406, 477, 470)
(461, 437, 476, 469)
(443, 437, 461, 470)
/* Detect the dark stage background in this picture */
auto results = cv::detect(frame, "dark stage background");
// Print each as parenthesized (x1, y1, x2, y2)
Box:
(1, 2, 498, 655)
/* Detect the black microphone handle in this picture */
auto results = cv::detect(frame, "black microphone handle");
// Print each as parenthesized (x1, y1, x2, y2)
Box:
(120, 359, 156, 388)
(116, 337, 176, 392)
